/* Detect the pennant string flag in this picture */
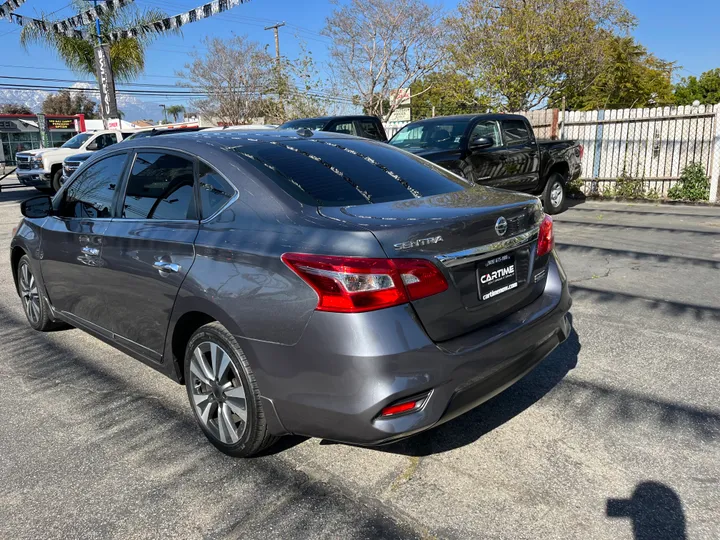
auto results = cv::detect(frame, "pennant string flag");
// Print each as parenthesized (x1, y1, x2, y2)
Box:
(1, 0, 249, 41)
(50, 0, 134, 33)
(105, 0, 250, 42)
(0, 0, 28, 20)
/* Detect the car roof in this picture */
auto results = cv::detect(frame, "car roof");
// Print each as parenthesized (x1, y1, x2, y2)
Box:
(404, 113, 528, 124)
(281, 115, 380, 124)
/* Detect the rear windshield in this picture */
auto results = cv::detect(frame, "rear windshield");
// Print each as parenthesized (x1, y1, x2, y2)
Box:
(279, 119, 328, 131)
(230, 138, 466, 206)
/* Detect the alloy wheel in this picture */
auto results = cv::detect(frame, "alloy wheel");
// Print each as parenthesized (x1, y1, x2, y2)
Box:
(550, 181, 564, 209)
(19, 262, 41, 325)
(189, 341, 248, 444)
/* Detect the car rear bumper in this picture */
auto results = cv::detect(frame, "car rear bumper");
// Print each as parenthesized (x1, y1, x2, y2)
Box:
(244, 251, 572, 445)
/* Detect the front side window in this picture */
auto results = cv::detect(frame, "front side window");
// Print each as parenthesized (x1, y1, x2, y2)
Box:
(61, 132, 93, 149)
(198, 162, 235, 219)
(121, 152, 197, 220)
(93, 133, 118, 150)
(57, 153, 127, 218)
(502, 120, 531, 145)
(470, 121, 502, 148)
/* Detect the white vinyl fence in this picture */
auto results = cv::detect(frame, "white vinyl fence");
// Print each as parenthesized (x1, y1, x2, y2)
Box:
(384, 103, 720, 201)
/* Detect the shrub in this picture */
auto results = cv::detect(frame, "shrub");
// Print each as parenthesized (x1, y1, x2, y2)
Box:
(566, 178, 584, 197)
(667, 163, 710, 201)
(613, 171, 646, 199)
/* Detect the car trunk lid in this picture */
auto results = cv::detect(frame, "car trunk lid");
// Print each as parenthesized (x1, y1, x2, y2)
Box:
(320, 188, 547, 341)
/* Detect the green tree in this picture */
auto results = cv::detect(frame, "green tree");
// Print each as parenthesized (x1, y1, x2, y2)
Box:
(166, 105, 185, 122)
(674, 68, 720, 105)
(554, 36, 675, 110)
(42, 90, 97, 118)
(410, 72, 490, 120)
(447, 0, 635, 110)
(20, 0, 174, 82)
(0, 103, 33, 114)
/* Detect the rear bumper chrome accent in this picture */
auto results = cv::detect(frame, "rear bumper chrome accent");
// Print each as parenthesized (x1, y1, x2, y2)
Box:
(435, 227, 540, 268)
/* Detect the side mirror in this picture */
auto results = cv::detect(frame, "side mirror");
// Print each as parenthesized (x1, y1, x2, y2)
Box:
(470, 136, 494, 150)
(87, 141, 98, 151)
(20, 195, 53, 218)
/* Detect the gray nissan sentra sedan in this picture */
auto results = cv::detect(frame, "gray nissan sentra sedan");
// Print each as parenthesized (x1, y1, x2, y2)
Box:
(10, 130, 571, 457)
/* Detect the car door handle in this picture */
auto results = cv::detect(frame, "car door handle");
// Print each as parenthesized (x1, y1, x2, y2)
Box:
(81, 246, 100, 256)
(153, 261, 181, 273)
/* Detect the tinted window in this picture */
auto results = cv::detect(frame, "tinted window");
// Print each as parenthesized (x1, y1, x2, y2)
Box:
(502, 120, 530, 145)
(58, 153, 127, 218)
(470, 121, 502, 148)
(326, 121, 356, 135)
(232, 139, 465, 206)
(93, 133, 118, 150)
(121, 152, 197, 220)
(279, 119, 327, 131)
(198, 162, 234, 219)
(358, 120, 384, 141)
(389, 119, 469, 151)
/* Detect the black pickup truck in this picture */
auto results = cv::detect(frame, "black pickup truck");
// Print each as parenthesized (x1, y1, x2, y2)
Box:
(388, 113, 583, 213)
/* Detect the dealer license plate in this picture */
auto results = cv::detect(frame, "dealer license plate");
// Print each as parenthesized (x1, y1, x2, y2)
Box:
(478, 253, 518, 301)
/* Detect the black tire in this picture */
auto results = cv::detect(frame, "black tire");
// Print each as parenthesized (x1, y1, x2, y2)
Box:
(51, 168, 63, 194)
(184, 322, 278, 457)
(542, 172, 566, 214)
(16, 255, 57, 332)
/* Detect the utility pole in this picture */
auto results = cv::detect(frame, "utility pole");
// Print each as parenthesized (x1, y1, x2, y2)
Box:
(159, 105, 167, 123)
(264, 22, 285, 64)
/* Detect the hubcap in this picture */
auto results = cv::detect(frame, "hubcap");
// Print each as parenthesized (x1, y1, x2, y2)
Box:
(19, 263, 41, 325)
(189, 342, 247, 444)
(550, 181, 564, 208)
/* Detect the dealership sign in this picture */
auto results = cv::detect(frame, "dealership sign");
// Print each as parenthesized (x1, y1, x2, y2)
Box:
(94, 44, 119, 120)
(47, 118, 75, 130)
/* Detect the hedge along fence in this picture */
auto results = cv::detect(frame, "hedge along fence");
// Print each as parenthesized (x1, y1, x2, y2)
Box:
(384, 103, 720, 202)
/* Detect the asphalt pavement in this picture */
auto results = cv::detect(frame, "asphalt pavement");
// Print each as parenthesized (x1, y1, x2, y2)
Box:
(1, 177, 718, 539)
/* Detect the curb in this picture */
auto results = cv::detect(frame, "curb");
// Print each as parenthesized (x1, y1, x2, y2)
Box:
(568, 194, 720, 207)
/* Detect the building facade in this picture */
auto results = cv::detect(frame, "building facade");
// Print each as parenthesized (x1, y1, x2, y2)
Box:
(0, 114, 85, 165)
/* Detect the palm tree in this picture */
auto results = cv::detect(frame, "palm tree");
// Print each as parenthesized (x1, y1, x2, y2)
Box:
(166, 105, 185, 122)
(20, 0, 177, 82)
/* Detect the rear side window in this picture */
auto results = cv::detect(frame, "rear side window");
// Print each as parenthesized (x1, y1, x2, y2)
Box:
(93, 133, 118, 150)
(231, 139, 465, 206)
(326, 121, 356, 135)
(121, 152, 197, 220)
(198, 162, 235, 219)
(502, 120, 531, 145)
(357, 120, 384, 140)
(58, 153, 127, 218)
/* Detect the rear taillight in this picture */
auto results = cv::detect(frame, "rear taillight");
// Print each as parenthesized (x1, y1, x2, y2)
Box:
(281, 253, 448, 313)
(537, 215, 554, 257)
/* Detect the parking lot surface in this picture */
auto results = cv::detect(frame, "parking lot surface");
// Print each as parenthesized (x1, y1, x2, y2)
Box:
(1, 178, 719, 539)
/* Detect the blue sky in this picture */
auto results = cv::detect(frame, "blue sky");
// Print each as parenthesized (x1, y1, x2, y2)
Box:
(0, 0, 718, 108)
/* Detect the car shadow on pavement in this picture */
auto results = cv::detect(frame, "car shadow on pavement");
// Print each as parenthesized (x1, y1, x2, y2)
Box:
(374, 313, 581, 457)
(607, 481, 686, 540)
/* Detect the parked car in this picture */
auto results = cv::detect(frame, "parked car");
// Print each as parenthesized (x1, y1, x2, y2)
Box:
(61, 152, 93, 185)
(389, 114, 583, 214)
(279, 115, 388, 141)
(15, 130, 135, 193)
(12, 130, 571, 457)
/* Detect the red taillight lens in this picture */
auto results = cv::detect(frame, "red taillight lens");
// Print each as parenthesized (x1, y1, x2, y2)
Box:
(537, 215, 554, 257)
(281, 253, 448, 313)
(578, 144, 584, 160)
(379, 392, 431, 417)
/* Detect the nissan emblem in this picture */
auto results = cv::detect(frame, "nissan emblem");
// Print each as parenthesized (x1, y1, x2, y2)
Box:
(495, 217, 508, 236)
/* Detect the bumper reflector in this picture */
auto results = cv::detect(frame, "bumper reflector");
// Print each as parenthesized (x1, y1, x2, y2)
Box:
(379, 393, 430, 418)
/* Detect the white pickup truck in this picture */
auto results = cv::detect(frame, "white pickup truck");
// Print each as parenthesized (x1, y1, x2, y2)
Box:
(15, 130, 133, 193)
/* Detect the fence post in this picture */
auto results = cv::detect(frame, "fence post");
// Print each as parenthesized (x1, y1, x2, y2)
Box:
(710, 104, 720, 203)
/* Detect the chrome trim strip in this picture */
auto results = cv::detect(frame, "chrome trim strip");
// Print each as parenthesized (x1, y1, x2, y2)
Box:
(435, 227, 539, 268)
